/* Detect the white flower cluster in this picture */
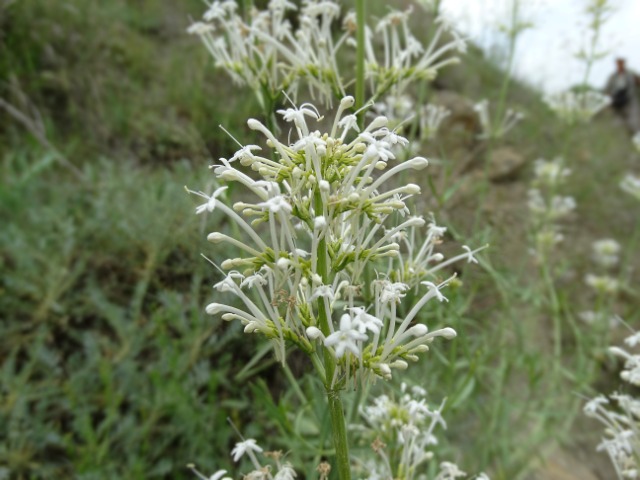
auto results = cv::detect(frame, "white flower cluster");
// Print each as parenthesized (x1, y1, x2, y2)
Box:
(583, 238, 621, 301)
(527, 158, 576, 258)
(474, 99, 525, 140)
(584, 273, 619, 296)
(420, 104, 451, 141)
(188, 0, 348, 107)
(189, 439, 300, 480)
(544, 89, 610, 124)
(190, 97, 481, 387)
(584, 331, 640, 479)
(354, 383, 489, 480)
(371, 98, 451, 154)
(361, 11, 466, 100)
(372, 94, 415, 125)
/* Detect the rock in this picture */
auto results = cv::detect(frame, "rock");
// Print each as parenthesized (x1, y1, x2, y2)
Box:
(488, 146, 527, 182)
(429, 90, 482, 162)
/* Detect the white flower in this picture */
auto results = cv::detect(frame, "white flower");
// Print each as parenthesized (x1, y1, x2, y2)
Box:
(190, 186, 228, 214)
(625, 332, 640, 348)
(231, 439, 263, 462)
(241, 273, 268, 289)
(187, 22, 215, 35)
(324, 314, 368, 358)
(257, 195, 293, 214)
(436, 461, 467, 479)
(347, 307, 383, 334)
(209, 471, 232, 480)
(274, 464, 297, 480)
(310, 285, 335, 302)
(584, 395, 609, 416)
(187, 465, 233, 480)
(379, 281, 408, 304)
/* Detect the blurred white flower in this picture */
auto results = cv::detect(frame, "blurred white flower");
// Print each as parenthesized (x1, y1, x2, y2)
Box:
(621, 173, 640, 201)
(532, 158, 571, 188)
(421, 104, 451, 140)
(474, 99, 525, 140)
(585, 274, 619, 295)
(592, 239, 621, 269)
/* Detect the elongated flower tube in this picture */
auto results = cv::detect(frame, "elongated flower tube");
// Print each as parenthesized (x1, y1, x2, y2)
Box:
(190, 97, 481, 387)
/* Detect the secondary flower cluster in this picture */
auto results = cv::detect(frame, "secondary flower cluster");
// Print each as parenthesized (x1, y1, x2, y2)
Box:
(188, 0, 348, 108)
(474, 99, 524, 140)
(361, 10, 466, 100)
(584, 331, 640, 479)
(188, 1, 466, 109)
(189, 439, 306, 480)
(353, 383, 489, 480)
(190, 97, 481, 387)
(544, 90, 610, 125)
(527, 157, 576, 259)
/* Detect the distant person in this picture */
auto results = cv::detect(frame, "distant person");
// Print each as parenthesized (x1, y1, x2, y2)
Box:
(604, 57, 640, 133)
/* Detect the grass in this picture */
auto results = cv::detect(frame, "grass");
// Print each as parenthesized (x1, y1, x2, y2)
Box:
(2, 0, 639, 479)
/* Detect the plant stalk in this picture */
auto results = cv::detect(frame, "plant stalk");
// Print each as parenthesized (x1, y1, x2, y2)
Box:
(314, 190, 351, 480)
(355, 0, 365, 128)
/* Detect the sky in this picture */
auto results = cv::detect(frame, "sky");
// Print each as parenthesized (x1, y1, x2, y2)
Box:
(438, 0, 640, 93)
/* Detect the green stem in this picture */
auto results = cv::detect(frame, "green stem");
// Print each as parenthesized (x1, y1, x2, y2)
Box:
(313, 190, 351, 480)
(327, 388, 351, 479)
(355, 0, 365, 128)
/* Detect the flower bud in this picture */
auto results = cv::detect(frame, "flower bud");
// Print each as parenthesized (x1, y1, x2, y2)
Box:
(314, 216, 327, 229)
(206, 303, 224, 315)
(390, 360, 408, 370)
(276, 258, 292, 269)
(306, 326, 323, 340)
(340, 96, 355, 109)
(207, 232, 226, 244)
(244, 321, 260, 333)
(408, 157, 429, 170)
(247, 118, 262, 130)
(407, 324, 429, 337)
(438, 327, 457, 339)
(404, 184, 421, 194)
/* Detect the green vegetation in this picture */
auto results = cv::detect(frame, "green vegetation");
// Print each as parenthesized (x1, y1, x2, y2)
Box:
(1, 1, 638, 479)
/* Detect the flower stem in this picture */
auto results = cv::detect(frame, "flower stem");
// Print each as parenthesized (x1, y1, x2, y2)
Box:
(327, 388, 351, 479)
(314, 190, 351, 480)
(355, 0, 365, 128)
